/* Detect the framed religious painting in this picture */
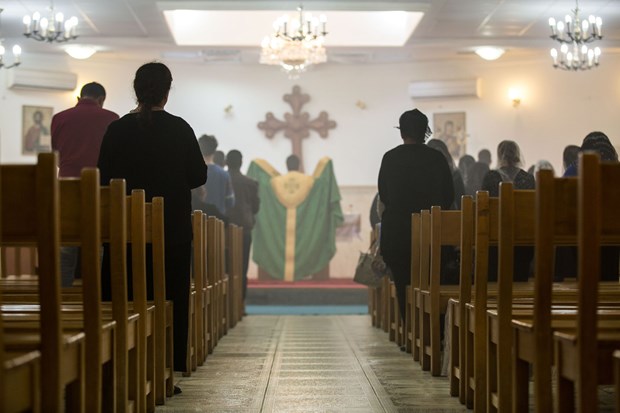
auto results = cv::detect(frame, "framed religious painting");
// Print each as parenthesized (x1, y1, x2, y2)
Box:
(433, 112, 466, 160)
(22, 105, 53, 155)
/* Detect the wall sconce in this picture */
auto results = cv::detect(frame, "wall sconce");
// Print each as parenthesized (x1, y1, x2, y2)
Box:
(355, 100, 367, 110)
(508, 88, 522, 108)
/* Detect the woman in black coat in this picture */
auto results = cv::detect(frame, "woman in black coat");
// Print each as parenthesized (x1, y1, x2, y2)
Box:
(378, 109, 454, 321)
(98, 62, 207, 373)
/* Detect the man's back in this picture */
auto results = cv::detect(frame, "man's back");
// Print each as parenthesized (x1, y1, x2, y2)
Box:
(228, 170, 259, 229)
(52, 99, 118, 177)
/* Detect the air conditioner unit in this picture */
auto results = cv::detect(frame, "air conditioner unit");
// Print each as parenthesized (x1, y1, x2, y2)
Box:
(7, 68, 77, 92)
(408, 78, 481, 99)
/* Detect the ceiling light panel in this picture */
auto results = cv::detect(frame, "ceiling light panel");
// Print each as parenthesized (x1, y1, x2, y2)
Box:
(163, 10, 423, 47)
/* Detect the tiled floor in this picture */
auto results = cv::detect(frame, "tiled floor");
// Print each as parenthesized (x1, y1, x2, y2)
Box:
(157, 315, 466, 413)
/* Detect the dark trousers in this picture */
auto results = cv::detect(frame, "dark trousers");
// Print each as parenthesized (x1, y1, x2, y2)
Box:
(384, 253, 410, 322)
(101, 242, 191, 371)
(242, 230, 252, 300)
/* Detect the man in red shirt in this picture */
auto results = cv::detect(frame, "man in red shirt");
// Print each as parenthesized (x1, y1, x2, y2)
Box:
(52, 82, 119, 286)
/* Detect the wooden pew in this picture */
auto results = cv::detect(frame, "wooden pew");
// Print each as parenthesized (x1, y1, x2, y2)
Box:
(486, 184, 535, 412)
(448, 195, 474, 401)
(413, 210, 432, 369)
(103, 180, 142, 412)
(368, 227, 379, 327)
(418, 206, 461, 376)
(126, 190, 157, 411)
(615, 350, 620, 412)
(553, 153, 620, 412)
(1, 153, 86, 412)
(206, 216, 221, 351)
(461, 190, 535, 411)
(55, 170, 115, 413)
(2, 169, 118, 413)
(145, 197, 174, 403)
(0, 163, 42, 413)
(234, 226, 244, 324)
(466, 191, 497, 411)
(1, 178, 144, 413)
(388, 281, 397, 342)
(489, 177, 620, 412)
(3, 179, 152, 412)
(193, 211, 207, 366)
(0, 289, 42, 413)
(1, 247, 37, 279)
(234, 225, 244, 325)
(406, 213, 421, 357)
(226, 224, 243, 327)
(508, 172, 576, 412)
(218, 220, 227, 337)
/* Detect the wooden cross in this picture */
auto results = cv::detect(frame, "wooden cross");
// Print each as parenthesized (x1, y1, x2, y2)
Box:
(258, 85, 337, 172)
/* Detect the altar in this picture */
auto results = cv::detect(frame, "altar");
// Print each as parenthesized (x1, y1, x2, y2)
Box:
(248, 157, 343, 282)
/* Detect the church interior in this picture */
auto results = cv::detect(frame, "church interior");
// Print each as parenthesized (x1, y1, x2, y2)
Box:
(1, 0, 620, 411)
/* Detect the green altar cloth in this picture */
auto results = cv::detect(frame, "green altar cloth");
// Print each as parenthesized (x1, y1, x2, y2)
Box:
(247, 157, 343, 281)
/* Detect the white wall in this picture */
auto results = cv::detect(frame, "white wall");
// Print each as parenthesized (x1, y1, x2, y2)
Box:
(3, 53, 619, 183)
(2, 52, 619, 278)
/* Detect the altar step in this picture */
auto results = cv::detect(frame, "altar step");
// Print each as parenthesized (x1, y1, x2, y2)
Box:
(246, 279, 368, 306)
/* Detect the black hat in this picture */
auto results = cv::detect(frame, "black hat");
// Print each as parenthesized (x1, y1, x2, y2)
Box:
(396, 109, 431, 141)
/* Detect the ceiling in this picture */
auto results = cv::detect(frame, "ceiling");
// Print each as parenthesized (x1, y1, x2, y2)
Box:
(1, 0, 619, 65)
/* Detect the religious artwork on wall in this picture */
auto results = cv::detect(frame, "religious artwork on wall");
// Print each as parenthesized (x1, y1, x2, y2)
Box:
(22, 105, 53, 155)
(433, 112, 466, 160)
(257, 85, 337, 173)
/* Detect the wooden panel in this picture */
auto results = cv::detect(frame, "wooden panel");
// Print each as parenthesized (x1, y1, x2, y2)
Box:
(1, 166, 37, 241)
(440, 211, 461, 246)
(513, 190, 535, 244)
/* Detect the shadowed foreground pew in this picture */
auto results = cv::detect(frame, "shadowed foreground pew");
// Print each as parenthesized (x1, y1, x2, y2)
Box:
(2, 170, 121, 412)
(0, 162, 42, 413)
(553, 153, 620, 413)
(1, 153, 86, 412)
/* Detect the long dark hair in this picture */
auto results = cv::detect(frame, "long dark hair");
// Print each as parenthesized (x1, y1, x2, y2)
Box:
(133, 62, 172, 125)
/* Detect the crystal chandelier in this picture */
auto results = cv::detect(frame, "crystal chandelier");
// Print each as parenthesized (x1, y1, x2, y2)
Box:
(23, 0, 78, 43)
(548, 0, 602, 71)
(0, 9, 22, 69)
(260, 6, 328, 77)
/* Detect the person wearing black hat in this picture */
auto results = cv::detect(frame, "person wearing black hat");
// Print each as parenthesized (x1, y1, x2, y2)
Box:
(378, 109, 454, 322)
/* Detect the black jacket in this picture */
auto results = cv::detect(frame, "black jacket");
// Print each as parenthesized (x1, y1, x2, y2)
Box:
(227, 170, 260, 229)
(98, 111, 207, 245)
(378, 143, 454, 258)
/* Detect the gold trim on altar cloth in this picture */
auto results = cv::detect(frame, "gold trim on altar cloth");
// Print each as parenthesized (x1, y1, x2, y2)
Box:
(253, 158, 281, 178)
(271, 171, 315, 209)
(284, 208, 297, 281)
(312, 157, 330, 179)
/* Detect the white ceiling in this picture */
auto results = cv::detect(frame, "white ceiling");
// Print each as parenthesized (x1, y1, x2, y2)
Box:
(1, 0, 619, 64)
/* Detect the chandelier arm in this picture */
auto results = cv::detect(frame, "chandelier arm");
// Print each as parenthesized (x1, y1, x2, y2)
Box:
(1, 61, 21, 69)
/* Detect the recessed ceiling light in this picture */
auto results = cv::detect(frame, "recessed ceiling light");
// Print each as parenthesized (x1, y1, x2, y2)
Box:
(474, 46, 505, 61)
(65, 45, 97, 60)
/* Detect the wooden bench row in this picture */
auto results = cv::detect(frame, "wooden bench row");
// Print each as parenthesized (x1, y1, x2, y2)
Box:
(370, 152, 620, 412)
(0, 153, 245, 413)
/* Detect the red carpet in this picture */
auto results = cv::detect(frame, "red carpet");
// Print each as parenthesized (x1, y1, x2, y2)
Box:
(247, 278, 366, 289)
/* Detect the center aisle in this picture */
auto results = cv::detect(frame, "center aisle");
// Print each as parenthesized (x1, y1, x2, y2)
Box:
(157, 315, 466, 412)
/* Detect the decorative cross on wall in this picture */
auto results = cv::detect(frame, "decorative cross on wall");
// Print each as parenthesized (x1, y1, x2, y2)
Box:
(258, 85, 337, 172)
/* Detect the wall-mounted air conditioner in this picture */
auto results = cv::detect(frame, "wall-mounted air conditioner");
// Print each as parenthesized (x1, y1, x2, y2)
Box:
(408, 78, 481, 99)
(7, 68, 77, 92)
